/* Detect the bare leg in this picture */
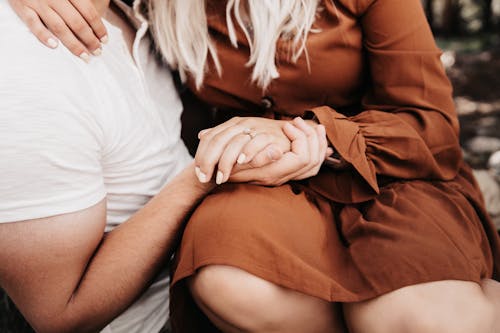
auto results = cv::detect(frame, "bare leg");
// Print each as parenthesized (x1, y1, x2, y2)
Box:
(344, 280, 497, 333)
(482, 279, 500, 328)
(188, 265, 346, 333)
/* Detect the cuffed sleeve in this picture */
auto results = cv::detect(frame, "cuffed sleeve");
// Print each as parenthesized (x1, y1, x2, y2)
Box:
(307, 0, 462, 204)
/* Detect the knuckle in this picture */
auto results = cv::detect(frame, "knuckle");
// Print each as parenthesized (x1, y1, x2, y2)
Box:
(24, 13, 38, 26)
(51, 23, 66, 35)
(85, 10, 99, 24)
(73, 22, 89, 35)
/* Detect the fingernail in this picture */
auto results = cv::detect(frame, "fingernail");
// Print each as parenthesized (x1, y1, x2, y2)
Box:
(195, 167, 207, 183)
(79, 52, 91, 63)
(100, 35, 109, 44)
(47, 38, 58, 49)
(237, 153, 246, 164)
(92, 47, 102, 56)
(216, 171, 224, 185)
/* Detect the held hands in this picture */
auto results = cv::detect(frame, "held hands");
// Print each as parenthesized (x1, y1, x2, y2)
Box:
(8, 0, 107, 61)
(195, 117, 332, 187)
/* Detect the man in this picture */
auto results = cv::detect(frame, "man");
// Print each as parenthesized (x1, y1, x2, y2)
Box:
(0, 0, 319, 330)
(0, 0, 207, 331)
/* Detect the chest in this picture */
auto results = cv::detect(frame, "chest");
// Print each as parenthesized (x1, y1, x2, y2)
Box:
(192, 1, 367, 119)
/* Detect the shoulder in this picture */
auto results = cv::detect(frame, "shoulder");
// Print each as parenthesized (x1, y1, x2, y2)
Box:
(0, 4, 97, 101)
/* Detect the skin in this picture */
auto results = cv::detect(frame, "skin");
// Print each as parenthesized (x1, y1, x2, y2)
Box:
(0, 163, 214, 333)
(8, 1, 500, 332)
(1, 1, 328, 332)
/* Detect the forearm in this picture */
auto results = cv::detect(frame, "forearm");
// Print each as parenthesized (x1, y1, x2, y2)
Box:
(57, 163, 212, 333)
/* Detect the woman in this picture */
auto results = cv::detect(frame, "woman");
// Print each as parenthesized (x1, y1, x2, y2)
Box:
(11, 0, 500, 332)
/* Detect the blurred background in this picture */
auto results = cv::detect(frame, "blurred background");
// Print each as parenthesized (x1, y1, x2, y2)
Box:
(1, 0, 500, 332)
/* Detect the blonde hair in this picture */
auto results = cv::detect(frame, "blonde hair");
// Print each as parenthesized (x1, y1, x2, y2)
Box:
(147, 0, 321, 89)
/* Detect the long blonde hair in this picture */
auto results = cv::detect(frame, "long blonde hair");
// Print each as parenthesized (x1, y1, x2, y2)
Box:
(147, 0, 321, 90)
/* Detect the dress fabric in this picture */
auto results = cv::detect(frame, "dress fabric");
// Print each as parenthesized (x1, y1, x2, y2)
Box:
(170, 0, 500, 331)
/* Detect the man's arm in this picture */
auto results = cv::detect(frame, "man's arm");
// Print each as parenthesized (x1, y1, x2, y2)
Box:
(0, 163, 212, 333)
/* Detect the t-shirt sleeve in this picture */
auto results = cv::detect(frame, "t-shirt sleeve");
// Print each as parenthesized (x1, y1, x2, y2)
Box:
(0, 80, 106, 222)
(307, 0, 461, 204)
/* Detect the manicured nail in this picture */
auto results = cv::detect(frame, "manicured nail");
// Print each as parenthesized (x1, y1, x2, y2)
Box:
(100, 35, 109, 44)
(216, 171, 224, 185)
(79, 52, 90, 63)
(92, 47, 102, 56)
(195, 167, 207, 183)
(47, 38, 58, 49)
(237, 153, 246, 164)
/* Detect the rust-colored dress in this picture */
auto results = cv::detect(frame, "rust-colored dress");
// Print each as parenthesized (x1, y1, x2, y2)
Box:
(170, 0, 500, 331)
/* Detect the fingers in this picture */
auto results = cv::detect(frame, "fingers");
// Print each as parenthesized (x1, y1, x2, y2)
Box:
(197, 117, 241, 139)
(249, 144, 283, 168)
(195, 124, 247, 183)
(7, 0, 60, 49)
(215, 134, 252, 184)
(8, 0, 107, 59)
(229, 118, 328, 186)
(69, 0, 108, 42)
(289, 120, 329, 181)
(230, 123, 309, 185)
(49, 1, 101, 58)
(37, 7, 88, 61)
(237, 132, 278, 165)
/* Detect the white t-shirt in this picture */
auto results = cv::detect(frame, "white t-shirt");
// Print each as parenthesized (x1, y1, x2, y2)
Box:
(0, 1, 192, 332)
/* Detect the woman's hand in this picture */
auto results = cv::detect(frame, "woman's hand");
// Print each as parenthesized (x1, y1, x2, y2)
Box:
(8, 0, 107, 61)
(229, 118, 331, 186)
(195, 117, 292, 184)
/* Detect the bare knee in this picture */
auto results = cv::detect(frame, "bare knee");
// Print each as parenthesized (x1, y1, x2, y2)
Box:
(345, 280, 496, 333)
(188, 265, 253, 330)
(189, 265, 342, 333)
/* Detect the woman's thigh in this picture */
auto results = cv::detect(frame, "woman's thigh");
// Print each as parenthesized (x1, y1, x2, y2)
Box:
(343, 280, 496, 333)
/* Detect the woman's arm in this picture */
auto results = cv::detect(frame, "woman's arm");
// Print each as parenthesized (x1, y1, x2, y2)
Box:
(195, 117, 331, 186)
(0, 163, 212, 333)
(306, 0, 461, 204)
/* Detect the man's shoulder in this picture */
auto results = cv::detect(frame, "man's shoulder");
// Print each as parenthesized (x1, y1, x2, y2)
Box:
(0, 4, 94, 91)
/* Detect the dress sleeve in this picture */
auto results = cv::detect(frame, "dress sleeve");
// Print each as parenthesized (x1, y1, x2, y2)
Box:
(308, 0, 462, 204)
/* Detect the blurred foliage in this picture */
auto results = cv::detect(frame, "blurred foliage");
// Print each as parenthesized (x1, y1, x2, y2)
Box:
(423, 0, 500, 35)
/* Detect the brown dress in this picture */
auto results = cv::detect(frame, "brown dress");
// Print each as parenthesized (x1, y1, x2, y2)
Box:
(170, 0, 500, 331)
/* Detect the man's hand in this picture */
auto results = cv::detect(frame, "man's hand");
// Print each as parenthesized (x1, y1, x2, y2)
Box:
(8, 0, 107, 61)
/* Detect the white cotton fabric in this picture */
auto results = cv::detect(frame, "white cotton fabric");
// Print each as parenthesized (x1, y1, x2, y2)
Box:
(0, 1, 192, 332)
